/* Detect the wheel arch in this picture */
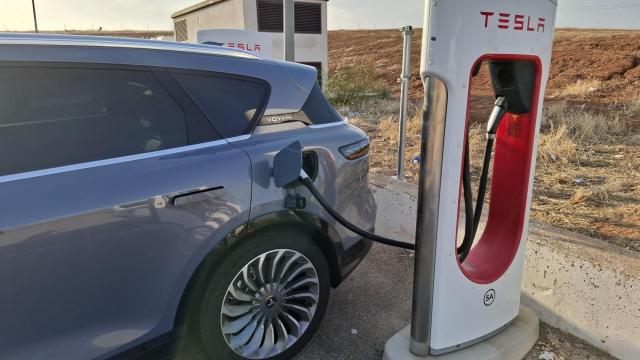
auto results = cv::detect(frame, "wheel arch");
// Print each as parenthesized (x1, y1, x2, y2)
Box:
(173, 210, 345, 329)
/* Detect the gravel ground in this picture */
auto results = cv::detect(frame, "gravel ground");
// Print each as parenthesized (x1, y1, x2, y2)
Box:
(298, 244, 615, 360)
(138, 244, 615, 360)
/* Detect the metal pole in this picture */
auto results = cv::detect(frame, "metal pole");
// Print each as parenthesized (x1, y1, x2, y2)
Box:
(31, 0, 39, 33)
(409, 77, 447, 357)
(283, 0, 295, 62)
(397, 26, 413, 181)
(410, 2, 445, 356)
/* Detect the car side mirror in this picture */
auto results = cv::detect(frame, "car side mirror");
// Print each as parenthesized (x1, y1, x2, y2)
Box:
(273, 141, 303, 188)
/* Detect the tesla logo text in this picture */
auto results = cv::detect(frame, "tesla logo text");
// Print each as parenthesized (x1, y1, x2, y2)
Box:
(227, 42, 262, 52)
(481, 11, 546, 33)
(202, 41, 262, 52)
(484, 289, 496, 306)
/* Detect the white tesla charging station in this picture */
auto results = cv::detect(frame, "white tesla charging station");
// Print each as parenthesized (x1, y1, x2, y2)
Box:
(384, 0, 558, 359)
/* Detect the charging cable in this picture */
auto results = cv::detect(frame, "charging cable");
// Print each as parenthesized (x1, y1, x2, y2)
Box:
(298, 171, 416, 251)
(457, 97, 510, 262)
(288, 96, 509, 255)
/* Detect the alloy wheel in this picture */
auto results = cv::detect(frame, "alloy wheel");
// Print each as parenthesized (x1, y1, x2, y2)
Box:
(220, 249, 320, 359)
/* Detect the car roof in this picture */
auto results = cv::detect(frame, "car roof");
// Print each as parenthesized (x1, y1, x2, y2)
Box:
(0, 33, 260, 60)
(0, 33, 318, 116)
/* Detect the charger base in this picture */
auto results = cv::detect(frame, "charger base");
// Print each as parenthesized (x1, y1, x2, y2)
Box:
(383, 306, 539, 360)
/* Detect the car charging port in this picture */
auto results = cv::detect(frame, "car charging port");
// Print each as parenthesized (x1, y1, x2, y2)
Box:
(272, 141, 415, 251)
(302, 151, 319, 181)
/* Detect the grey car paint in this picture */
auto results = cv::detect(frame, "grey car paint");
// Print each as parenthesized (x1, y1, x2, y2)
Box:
(0, 140, 253, 359)
(237, 122, 375, 251)
(0, 34, 375, 359)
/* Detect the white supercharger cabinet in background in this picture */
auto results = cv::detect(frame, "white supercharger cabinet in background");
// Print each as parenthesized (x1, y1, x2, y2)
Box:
(197, 29, 273, 59)
(401, 0, 558, 357)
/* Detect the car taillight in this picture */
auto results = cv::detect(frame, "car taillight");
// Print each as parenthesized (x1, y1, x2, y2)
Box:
(339, 138, 370, 160)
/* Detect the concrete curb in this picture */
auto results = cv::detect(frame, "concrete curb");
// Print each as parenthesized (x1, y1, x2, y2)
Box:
(369, 173, 640, 360)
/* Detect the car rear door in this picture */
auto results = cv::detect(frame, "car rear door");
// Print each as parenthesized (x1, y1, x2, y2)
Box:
(0, 63, 256, 359)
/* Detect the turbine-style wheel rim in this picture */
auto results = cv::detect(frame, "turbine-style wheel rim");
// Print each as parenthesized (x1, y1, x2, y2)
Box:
(220, 249, 320, 359)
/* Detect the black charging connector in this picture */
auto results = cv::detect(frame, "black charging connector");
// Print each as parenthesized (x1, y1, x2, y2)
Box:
(295, 95, 510, 258)
(457, 60, 535, 262)
(292, 94, 513, 259)
(274, 61, 535, 258)
(457, 96, 510, 263)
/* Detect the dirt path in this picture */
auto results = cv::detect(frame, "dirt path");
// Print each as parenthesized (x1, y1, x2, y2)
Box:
(527, 323, 616, 360)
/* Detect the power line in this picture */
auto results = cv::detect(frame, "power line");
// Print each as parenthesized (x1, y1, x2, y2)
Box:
(559, 3, 640, 11)
(560, 0, 640, 5)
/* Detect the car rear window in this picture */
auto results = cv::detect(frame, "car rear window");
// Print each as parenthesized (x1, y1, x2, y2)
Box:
(0, 66, 190, 176)
(171, 72, 270, 138)
(260, 83, 344, 126)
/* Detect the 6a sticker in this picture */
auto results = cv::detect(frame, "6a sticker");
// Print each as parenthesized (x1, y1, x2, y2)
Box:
(484, 289, 496, 306)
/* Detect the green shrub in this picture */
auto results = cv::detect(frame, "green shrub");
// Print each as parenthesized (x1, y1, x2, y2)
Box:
(327, 62, 389, 106)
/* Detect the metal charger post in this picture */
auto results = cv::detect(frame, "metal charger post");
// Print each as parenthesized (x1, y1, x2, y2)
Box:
(397, 26, 414, 181)
(271, 1, 557, 358)
(384, 0, 558, 359)
(409, 2, 444, 354)
(410, 76, 447, 355)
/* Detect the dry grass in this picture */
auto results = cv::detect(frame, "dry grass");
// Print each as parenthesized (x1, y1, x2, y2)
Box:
(350, 109, 423, 181)
(524, 104, 638, 250)
(542, 102, 628, 143)
(537, 102, 630, 165)
(552, 79, 603, 98)
(537, 124, 577, 165)
(346, 99, 640, 252)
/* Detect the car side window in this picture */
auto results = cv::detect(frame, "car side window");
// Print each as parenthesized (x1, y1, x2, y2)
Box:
(171, 72, 269, 138)
(300, 82, 345, 125)
(259, 83, 344, 127)
(0, 66, 189, 176)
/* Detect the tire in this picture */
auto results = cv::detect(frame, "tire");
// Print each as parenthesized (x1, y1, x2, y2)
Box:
(188, 229, 330, 360)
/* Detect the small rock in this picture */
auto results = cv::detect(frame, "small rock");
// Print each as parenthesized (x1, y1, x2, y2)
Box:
(539, 351, 556, 360)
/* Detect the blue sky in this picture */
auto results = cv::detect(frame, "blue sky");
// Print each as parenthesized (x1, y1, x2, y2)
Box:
(0, 0, 639, 31)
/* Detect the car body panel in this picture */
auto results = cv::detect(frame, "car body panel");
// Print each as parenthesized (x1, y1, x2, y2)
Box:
(0, 34, 375, 359)
(0, 141, 252, 359)
(236, 122, 376, 251)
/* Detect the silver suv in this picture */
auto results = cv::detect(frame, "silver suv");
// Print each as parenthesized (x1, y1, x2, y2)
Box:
(0, 34, 375, 360)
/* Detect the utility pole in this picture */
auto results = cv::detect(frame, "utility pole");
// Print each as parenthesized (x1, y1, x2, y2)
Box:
(30, 0, 40, 33)
(31, 0, 39, 33)
(283, 0, 295, 61)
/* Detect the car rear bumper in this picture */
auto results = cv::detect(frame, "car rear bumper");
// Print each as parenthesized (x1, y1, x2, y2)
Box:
(336, 231, 374, 285)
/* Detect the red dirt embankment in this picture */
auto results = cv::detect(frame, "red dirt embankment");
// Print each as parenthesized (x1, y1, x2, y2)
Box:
(329, 29, 640, 125)
(329, 28, 640, 100)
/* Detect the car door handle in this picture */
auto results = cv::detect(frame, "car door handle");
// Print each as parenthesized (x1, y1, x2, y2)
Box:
(172, 186, 225, 207)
